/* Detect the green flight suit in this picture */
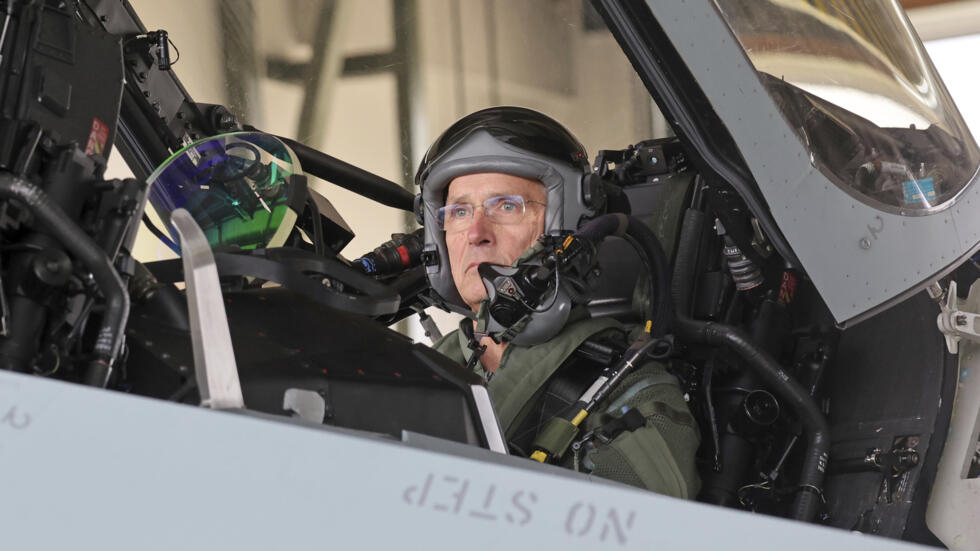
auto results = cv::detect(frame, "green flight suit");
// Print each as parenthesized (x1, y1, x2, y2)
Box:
(433, 316, 701, 499)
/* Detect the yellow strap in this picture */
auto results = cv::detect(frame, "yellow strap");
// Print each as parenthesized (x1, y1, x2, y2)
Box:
(644, 320, 652, 334)
(530, 450, 548, 463)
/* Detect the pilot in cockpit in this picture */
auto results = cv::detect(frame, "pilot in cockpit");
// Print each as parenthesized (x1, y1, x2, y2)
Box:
(416, 106, 700, 497)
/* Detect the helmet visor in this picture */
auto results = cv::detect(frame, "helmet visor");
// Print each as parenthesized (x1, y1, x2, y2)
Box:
(420, 107, 589, 178)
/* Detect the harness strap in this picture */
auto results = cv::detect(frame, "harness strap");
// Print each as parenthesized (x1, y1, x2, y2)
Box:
(506, 331, 627, 455)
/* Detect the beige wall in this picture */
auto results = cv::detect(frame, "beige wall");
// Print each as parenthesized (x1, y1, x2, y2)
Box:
(416, 0, 658, 157)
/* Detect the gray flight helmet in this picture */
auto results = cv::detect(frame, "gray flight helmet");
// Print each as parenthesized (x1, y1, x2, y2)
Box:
(416, 106, 602, 312)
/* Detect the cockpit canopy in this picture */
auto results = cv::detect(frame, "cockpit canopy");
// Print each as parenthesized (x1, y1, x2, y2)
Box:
(647, 0, 980, 325)
(716, 0, 978, 215)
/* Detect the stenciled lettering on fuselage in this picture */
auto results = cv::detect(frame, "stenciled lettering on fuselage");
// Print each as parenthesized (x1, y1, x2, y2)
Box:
(402, 472, 637, 545)
(0, 404, 30, 430)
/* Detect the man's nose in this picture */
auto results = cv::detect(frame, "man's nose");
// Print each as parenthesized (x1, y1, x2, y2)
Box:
(466, 208, 494, 244)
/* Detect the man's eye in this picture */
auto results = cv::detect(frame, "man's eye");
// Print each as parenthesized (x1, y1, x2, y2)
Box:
(449, 205, 471, 218)
(497, 198, 521, 212)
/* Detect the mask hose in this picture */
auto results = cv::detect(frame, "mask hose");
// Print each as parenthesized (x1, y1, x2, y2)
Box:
(479, 213, 672, 346)
(569, 213, 672, 335)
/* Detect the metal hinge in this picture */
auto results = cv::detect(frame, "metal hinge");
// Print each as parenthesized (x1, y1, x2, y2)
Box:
(935, 280, 980, 354)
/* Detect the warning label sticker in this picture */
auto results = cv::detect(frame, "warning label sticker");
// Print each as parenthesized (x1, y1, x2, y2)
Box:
(84, 117, 109, 156)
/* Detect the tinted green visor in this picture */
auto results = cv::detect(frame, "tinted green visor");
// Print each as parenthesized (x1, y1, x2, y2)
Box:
(147, 132, 304, 252)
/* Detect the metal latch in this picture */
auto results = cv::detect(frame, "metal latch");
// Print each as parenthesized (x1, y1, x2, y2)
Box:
(170, 208, 245, 409)
(830, 442, 920, 504)
(935, 280, 980, 354)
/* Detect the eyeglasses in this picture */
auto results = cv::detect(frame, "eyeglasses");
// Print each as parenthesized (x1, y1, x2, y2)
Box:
(437, 195, 545, 232)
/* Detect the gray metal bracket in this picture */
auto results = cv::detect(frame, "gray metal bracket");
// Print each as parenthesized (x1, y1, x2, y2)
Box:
(471, 384, 508, 454)
(936, 280, 980, 354)
(169, 208, 245, 409)
(927, 278, 980, 549)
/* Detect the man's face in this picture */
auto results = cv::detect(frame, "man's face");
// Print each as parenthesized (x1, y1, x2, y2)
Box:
(445, 172, 547, 311)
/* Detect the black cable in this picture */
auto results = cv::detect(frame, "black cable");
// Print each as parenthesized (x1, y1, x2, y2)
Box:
(167, 378, 196, 402)
(703, 361, 722, 471)
(572, 212, 625, 243)
(623, 232, 659, 329)
(141, 214, 180, 254)
(623, 216, 672, 336)
(558, 272, 591, 304)
(568, 213, 671, 335)
(0, 174, 129, 387)
(0, 243, 43, 252)
(168, 37, 180, 66)
(576, 213, 670, 335)
(63, 297, 95, 351)
(672, 208, 829, 522)
(271, 134, 415, 212)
